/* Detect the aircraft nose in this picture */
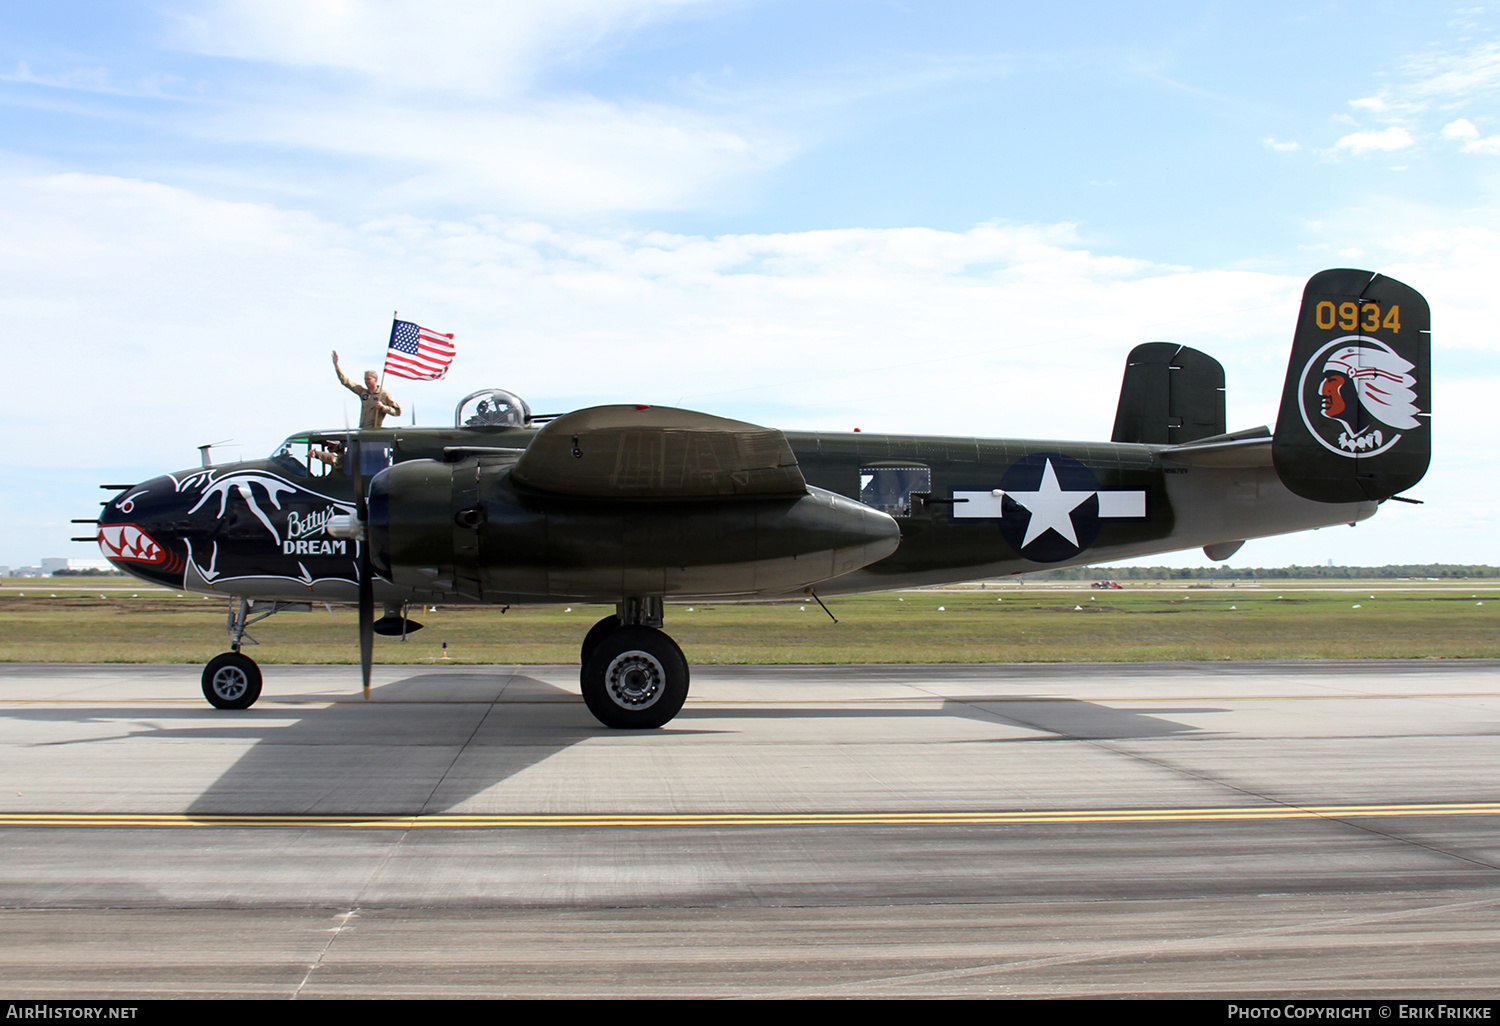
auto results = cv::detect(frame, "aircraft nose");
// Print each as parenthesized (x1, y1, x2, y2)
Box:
(96, 477, 179, 576)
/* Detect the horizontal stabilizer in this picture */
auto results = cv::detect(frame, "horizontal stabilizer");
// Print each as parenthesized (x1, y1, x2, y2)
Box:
(1112, 343, 1226, 445)
(511, 405, 808, 500)
(1158, 426, 1273, 468)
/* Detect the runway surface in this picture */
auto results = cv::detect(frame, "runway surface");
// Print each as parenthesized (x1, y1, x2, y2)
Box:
(0, 659, 1497, 998)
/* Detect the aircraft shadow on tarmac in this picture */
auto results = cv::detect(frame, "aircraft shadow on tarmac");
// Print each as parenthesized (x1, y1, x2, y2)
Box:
(0, 669, 1218, 816)
(682, 697, 1219, 741)
(168, 670, 1226, 815)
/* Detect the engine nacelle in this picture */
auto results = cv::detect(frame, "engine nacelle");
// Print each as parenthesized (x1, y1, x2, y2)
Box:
(369, 457, 900, 603)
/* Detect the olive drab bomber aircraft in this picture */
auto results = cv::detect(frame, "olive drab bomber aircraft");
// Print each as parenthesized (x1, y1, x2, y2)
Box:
(88, 269, 1431, 729)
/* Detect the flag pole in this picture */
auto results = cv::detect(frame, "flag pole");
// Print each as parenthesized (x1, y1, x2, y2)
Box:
(380, 310, 396, 392)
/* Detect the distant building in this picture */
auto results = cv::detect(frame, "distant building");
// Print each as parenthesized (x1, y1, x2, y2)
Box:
(31, 561, 114, 576)
(41, 558, 114, 575)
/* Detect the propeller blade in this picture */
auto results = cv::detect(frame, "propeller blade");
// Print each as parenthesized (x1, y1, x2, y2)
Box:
(359, 564, 373, 701)
(349, 431, 374, 701)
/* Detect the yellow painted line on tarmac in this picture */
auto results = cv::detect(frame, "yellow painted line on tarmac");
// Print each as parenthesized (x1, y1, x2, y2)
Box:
(0, 802, 1497, 829)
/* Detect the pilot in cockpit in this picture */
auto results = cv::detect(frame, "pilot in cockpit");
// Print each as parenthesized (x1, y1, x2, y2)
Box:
(310, 440, 346, 474)
(467, 397, 508, 427)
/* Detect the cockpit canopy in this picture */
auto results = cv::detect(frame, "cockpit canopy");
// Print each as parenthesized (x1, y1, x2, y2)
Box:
(266, 388, 534, 479)
(270, 432, 394, 480)
(457, 388, 531, 429)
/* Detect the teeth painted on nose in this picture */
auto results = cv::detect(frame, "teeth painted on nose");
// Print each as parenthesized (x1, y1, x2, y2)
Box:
(98, 524, 163, 563)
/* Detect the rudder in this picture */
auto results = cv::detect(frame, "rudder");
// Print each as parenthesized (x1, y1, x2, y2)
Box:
(1271, 268, 1431, 503)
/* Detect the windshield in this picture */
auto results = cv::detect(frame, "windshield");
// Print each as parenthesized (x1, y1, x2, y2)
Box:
(270, 436, 390, 479)
(270, 438, 311, 478)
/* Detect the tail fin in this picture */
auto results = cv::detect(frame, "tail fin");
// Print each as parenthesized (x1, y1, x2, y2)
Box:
(1272, 269, 1430, 503)
(1111, 342, 1226, 444)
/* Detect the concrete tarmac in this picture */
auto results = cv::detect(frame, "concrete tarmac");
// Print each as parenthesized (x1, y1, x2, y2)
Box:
(0, 659, 1497, 998)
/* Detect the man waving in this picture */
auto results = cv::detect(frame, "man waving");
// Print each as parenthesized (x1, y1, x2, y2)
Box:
(332, 351, 401, 428)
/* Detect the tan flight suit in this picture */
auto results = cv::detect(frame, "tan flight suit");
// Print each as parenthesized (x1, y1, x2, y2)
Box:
(310, 447, 345, 473)
(335, 367, 402, 428)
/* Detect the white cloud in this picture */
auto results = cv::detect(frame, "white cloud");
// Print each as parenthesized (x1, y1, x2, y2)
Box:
(1405, 39, 1500, 102)
(1264, 138, 1301, 152)
(1314, 37, 1500, 161)
(1443, 117, 1481, 141)
(0, 61, 184, 99)
(0, 172, 1288, 468)
(196, 94, 782, 214)
(140, 0, 789, 215)
(3, 172, 1496, 565)
(166, 0, 713, 97)
(1441, 117, 1500, 153)
(1333, 127, 1415, 154)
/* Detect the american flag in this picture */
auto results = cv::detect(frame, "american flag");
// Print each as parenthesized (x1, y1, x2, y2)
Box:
(384, 320, 456, 380)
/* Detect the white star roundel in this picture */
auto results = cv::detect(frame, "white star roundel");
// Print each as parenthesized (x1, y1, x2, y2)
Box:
(952, 453, 1148, 563)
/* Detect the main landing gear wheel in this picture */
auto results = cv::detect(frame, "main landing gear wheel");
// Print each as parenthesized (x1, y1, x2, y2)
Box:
(579, 615, 623, 673)
(202, 652, 262, 710)
(580, 626, 689, 729)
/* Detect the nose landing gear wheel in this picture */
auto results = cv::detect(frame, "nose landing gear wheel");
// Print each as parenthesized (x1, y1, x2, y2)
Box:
(202, 652, 263, 710)
(580, 625, 689, 729)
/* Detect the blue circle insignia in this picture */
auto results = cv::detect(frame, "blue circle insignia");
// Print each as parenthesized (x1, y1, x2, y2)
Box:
(997, 453, 1102, 563)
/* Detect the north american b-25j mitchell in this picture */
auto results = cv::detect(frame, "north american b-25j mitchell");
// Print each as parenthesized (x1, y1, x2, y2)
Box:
(88, 269, 1431, 729)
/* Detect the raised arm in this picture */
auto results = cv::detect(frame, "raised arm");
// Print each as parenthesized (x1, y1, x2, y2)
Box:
(331, 350, 365, 396)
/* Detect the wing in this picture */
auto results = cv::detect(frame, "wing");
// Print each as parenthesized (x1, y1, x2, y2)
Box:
(510, 405, 808, 500)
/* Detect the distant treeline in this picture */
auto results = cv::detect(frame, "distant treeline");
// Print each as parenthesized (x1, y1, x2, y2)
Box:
(48, 569, 127, 577)
(1025, 565, 1500, 581)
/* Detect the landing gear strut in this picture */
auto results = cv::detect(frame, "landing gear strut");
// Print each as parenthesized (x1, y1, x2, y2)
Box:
(579, 597, 690, 729)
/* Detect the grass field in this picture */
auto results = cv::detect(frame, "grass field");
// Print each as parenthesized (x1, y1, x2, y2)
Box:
(1, 579, 1495, 664)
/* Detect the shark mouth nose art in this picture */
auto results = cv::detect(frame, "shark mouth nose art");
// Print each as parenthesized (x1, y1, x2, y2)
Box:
(98, 524, 166, 564)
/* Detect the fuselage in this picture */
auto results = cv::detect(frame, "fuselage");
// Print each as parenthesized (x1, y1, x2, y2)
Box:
(101, 268, 1426, 726)
(96, 422, 1376, 605)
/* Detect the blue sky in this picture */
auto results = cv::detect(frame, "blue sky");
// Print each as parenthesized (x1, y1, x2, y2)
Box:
(2, 1, 1497, 568)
